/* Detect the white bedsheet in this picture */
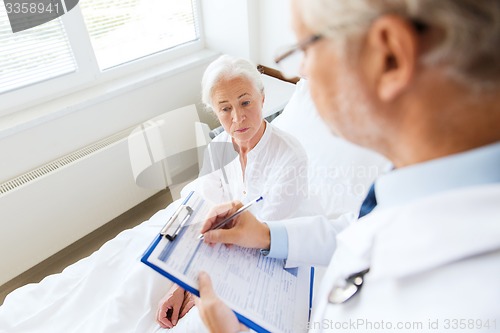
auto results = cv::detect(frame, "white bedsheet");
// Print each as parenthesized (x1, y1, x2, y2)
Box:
(0, 201, 208, 333)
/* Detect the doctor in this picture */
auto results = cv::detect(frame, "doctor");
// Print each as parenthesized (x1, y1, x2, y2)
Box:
(196, 0, 500, 331)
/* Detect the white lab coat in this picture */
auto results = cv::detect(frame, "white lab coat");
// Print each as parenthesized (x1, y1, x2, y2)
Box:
(311, 184, 500, 333)
(279, 213, 355, 268)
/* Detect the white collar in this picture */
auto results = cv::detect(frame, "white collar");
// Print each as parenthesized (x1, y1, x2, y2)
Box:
(375, 141, 500, 209)
(248, 120, 272, 158)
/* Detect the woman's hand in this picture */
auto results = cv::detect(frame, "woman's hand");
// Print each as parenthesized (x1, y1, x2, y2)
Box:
(196, 271, 247, 333)
(200, 201, 271, 250)
(156, 284, 195, 329)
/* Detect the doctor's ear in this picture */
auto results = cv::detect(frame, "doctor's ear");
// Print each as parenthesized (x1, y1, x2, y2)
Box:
(364, 15, 419, 102)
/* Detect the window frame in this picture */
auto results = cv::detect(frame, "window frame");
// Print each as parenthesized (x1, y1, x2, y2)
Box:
(0, 0, 204, 118)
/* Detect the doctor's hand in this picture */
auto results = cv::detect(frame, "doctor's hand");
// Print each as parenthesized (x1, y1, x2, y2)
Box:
(201, 201, 270, 250)
(196, 271, 247, 333)
(156, 284, 195, 329)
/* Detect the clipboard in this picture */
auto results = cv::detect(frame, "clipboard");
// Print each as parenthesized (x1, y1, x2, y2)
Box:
(141, 191, 313, 333)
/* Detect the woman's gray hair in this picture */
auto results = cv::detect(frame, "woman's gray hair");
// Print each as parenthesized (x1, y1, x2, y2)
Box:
(296, 0, 500, 88)
(201, 55, 264, 111)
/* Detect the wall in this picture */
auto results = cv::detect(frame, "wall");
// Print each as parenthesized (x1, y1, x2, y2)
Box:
(201, 0, 295, 67)
(201, 0, 258, 62)
(258, 0, 295, 68)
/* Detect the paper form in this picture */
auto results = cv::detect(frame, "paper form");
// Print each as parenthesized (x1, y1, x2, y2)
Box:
(144, 192, 310, 333)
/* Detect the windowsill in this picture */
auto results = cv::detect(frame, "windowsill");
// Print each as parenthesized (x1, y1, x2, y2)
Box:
(0, 49, 219, 140)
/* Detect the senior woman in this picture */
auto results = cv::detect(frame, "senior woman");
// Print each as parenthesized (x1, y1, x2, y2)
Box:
(155, 54, 310, 329)
(187, 54, 308, 219)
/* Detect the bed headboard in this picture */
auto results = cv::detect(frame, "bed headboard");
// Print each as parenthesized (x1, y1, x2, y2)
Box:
(257, 65, 300, 85)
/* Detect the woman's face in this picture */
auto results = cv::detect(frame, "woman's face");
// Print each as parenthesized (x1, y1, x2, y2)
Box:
(211, 76, 265, 148)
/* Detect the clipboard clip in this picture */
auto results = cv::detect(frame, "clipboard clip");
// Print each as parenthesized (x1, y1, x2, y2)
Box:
(160, 204, 194, 241)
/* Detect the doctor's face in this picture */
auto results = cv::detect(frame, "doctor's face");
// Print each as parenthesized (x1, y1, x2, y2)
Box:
(212, 76, 265, 149)
(291, 0, 375, 145)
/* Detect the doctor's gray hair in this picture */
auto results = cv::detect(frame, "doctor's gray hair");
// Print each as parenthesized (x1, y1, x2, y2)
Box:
(201, 55, 265, 111)
(296, 0, 500, 89)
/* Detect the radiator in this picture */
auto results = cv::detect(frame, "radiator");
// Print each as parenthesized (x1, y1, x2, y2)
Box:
(0, 127, 158, 285)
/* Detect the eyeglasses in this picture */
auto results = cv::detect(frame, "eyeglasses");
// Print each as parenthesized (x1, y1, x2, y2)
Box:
(274, 34, 323, 79)
(328, 268, 370, 304)
(274, 18, 429, 80)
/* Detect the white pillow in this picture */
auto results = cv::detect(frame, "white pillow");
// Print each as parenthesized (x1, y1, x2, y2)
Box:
(273, 79, 391, 218)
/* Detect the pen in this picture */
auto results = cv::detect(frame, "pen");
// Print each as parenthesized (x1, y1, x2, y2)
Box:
(198, 196, 263, 240)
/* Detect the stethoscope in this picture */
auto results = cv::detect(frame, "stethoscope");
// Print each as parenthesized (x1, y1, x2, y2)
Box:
(328, 268, 370, 304)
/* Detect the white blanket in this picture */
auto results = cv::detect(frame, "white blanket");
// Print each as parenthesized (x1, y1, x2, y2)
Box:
(0, 202, 208, 333)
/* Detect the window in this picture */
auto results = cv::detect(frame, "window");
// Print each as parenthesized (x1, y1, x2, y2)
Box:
(0, 16, 76, 93)
(80, 0, 199, 70)
(0, 0, 201, 114)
